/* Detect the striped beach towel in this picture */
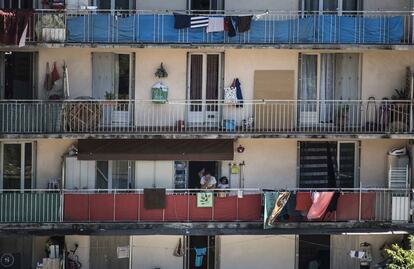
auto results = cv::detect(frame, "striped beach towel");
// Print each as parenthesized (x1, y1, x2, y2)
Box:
(191, 16, 209, 28)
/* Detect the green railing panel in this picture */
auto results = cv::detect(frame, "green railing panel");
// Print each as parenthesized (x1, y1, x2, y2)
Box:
(0, 192, 61, 222)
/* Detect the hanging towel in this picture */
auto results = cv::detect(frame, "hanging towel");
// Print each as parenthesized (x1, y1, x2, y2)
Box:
(173, 238, 184, 257)
(0, 10, 33, 46)
(237, 16, 253, 33)
(224, 17, 236, 37)
(191, 16, 209, 28)
(174, 13, 191, 29)
(234, 78, 244, 107)
(295, 192, 313, 212)
(206, 17, 224, 33)
(143, 188, 166, 209)
(51, 62, 60, 84)
(307, 192, 335, 220)
(194, 248, 207, 267)
(267, 192, 290, 226)
(44, 62, 53, 91)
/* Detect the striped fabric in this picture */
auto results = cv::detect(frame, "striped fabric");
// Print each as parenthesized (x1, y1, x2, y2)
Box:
(191, 16, 209, 28)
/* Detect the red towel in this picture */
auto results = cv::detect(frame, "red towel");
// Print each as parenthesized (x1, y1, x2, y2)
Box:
(295, 192, 312, 212)
(307, 192, 334, 220)
(51, 62, 60, 83)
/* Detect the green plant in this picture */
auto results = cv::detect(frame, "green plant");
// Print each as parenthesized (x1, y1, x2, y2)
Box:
(385, 236, 414, 269)
(155, 63, 168, 79)
(104, 91, 116, 100)
(391, 88, 410, 100)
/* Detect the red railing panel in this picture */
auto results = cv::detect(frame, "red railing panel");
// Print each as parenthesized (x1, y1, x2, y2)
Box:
(237, 194, 262, 221)
(115, 194, 139, 221)
(89, 194, 115, 221)
(64, 194, 89, 221)
(164, 195, 188, 221)
(214, 195, 238, 221)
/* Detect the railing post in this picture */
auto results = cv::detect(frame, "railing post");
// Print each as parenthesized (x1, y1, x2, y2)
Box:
(358, 183, 362, 222)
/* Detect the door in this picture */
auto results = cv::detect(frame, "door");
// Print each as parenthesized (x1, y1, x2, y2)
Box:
(298, 141, 358, 188)
(189, 0, 224, 12)
(188, 161, 218, 189)
(92, 52, 134, 126)
(298, 235, 330, 269)
(96, 160, 134, 191)
(186, 236, 215, 269)
(90, 236, 129, 269)
(0, 142, 34, 191)
(187, 53, 221, 127)
(299, 53, 360, 126)
(301, 0, 362, 14)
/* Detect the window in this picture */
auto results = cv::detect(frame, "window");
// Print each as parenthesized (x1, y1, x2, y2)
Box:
(189, 0, 224, 12)
(96, 160, 134, 190)
(1, 0, 34, 8)
(185, 236, 215, 269)
(94, 0, 134, 10)
(298, 141, 358, 188)
(300, 0, 362, 14)
(1, 142, 34, 190)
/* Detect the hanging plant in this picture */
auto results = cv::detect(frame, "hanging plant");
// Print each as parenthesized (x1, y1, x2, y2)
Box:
(155, 63, 168, 79)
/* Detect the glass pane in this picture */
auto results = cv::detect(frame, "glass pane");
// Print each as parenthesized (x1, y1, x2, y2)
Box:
(191, 0, 211, 11)
(338, 143, 356, 188)
(115, 0, 130, 9)
(96, 161, 109, 189)
(342, 0, 359, 11)
(112, 161, 129, 189)
(96, 0, 111, 9)
(24, 143, 32, 189)
(299, 55, 318, 112)
(3, 144, 21, 190)
(304, 0, 319, 12)
(323, 0, 338, 11)
(117, 54, 130, 99)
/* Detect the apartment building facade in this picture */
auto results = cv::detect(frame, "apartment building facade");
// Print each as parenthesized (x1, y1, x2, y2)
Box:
(0, 0, 414, 268)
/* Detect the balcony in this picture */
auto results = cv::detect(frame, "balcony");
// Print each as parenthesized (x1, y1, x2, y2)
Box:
(0, 188, 411, 227)
(23, 10, 414, 46)
(0, 99, 412, 137)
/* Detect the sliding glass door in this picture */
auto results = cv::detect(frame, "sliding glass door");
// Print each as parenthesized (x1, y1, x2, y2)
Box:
(299, 53, 360, 126)
(1, 142, 34, 190)
(96, 160, 134, 191)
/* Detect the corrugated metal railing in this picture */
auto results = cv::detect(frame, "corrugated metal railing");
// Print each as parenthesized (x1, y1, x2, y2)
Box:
(0, 99, 412, 135)
(27, 10, 413, 45)
(0, 190, 61, 223)
(0, 188, 410, 223)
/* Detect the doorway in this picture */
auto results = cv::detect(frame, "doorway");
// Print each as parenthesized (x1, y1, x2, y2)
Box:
(298, 53, 360, 126)
(188, 161, 218, 189)
(185, 236, 215, 269)
(92, 52, 134, 126)
(1, 52, 36, 100)
(187, 53, 222, 127)
(0, 142, 34, 190)
(298, 235, 330, 269)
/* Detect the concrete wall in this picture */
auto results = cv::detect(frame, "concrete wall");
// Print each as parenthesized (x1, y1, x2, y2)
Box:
(221, 139, 297, 188)
(362, 51, 414, 100)
(219, 235, 296, 269)
(331, 234, 404, 269)
(131, 235, 183, 269)
(360, 139, 408, 187)
(225, 0, 298, 11)
(65, 235, 91, 269)
(36, 139, 75, 188)
(363, 0, 411, 11)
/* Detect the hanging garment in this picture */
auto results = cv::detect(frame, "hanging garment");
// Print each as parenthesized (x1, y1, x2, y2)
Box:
(224, 17, 236, 37)
(194, 248, 207, 267)
(326, 192, 340, 213)
(295, 192, 313, 212)
(307, 192, 335, 220)
(237, 16, 253, 33)
(44, 62, 53, 91)
(0, 9, 33, 46)
(267, 192, 290, 226)
(51, 62, 60, 84)
(173, 238, 184, 257)
(174, 13, 191, 29)
(206, 17, 224, 33)
(191, 16, 209, 28)
(143, 188, 166, 209)
(224, 87, 237, 104)
(234, 78, 244, 107)
(63, 63, 70, 98)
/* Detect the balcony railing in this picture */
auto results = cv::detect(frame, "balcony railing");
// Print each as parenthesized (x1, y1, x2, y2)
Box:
(26, 10, 413, 45)
(0, 99, 412, 135)
(0, 188, 411, 224)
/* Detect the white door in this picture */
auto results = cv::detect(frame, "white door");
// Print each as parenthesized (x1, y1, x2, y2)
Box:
(187, 53, 221, 126)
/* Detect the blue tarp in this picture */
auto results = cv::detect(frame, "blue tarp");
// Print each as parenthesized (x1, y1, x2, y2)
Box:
(66, 14, 405, 44)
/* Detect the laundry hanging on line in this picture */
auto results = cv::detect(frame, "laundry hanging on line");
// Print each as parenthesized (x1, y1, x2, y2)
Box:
(0, 9, 33, 47)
